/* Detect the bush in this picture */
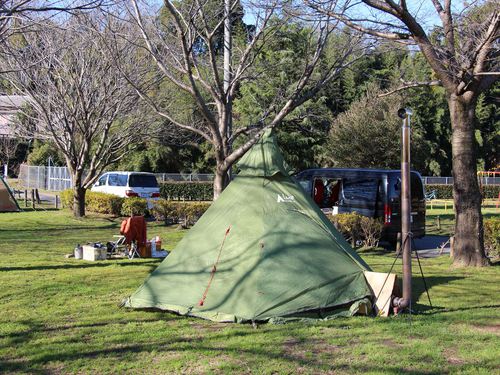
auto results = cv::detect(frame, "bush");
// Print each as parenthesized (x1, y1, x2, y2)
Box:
(425, 184, 500, 200)
(121, 197, 148, 217)
(160, 182, 213, 201)
(85, 192, 123, 216)
(60, 189, 123, 216)
(484, 218, 500, 260)
(60, 189, 73, 208)
(329, 212, 383, 248)
(151, 199, 211, 226)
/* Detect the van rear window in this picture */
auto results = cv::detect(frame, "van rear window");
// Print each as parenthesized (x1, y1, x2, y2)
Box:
(129, 174, 158, 188)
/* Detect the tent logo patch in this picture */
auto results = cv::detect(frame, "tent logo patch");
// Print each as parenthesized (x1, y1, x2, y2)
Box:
(277, 194, 295, 203)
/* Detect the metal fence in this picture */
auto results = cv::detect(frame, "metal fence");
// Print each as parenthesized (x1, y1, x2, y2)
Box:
(422, 176, 500, 185)
(154, 173, 214, 182)
(16, 164, 500, 191)
(17, 164, 215, 191)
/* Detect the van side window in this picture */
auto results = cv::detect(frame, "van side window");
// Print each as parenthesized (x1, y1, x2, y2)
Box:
(108, 174, 127, 187)
(97, 174, 107, 186)
(342, 179, 378, 202)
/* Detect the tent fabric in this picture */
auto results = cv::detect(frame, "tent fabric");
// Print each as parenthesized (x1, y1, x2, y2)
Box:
(236, 129, 291, 177)
(0, 176, 20, 212)
(125, 131, 373, 322)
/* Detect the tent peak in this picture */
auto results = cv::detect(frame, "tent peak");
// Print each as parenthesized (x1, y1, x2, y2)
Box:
(236, 129, 291, 177)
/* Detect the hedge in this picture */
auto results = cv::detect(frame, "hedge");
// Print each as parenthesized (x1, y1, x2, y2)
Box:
(151, 199, 211, 225)
(121, 197, 148, 217)
(484, 218, 499, 260)
(61, 189, 124, 216)
(160, 182, 213, 201)
(425, 184, 500, 200)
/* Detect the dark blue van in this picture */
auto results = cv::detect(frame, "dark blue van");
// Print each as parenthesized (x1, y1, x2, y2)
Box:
(295, 168, 426, 243)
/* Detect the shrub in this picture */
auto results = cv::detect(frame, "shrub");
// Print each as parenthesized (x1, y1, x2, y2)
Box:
(359, 216, 384, 248)
(160, 182, 213, 201)
(121, 197, 148, 217)
(151, 199, 211, 225)
(484, 218, 499, 260)
(329, 213, 363, 246)
(60, 189, 73, 208)
(329, 212, 383, 248)
(85, 192, 123, 216)
(60, 189, 123, 216)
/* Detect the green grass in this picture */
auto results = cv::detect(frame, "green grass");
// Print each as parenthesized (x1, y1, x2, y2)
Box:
(0, 209, 499, 374)
(426, 200, 499, 236)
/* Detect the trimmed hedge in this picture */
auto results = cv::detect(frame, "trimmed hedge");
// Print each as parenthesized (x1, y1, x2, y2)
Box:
(425, 184, 500, 200)
(151, 199, 211, 225)
(160, 182, 213, 201)
(61, 189, 124, 216)
(121, 197, 148, 217)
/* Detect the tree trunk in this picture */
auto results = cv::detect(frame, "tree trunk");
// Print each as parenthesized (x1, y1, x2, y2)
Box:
(448, 94, 488, 267)
(73, 186, 86, 218)
(213, 167, 230, 200)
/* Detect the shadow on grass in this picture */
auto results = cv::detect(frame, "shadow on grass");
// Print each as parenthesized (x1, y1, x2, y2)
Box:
(0, 260, 162, 272)
(0, 331, 449, 375)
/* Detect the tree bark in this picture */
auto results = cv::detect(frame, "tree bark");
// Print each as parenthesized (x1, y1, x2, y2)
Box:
(448, 94, 488, 267)
(73, 186, 86, 218)
(213, 167, 230, 200)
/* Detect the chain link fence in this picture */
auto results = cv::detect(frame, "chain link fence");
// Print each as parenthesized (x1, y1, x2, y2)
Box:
(16, 164, 499, 191)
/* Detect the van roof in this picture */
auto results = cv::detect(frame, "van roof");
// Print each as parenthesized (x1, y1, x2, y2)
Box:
(296, 168, 422, 178)
(102, 171, 156, 176)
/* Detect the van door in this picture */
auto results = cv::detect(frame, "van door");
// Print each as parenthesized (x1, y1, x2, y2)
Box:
(339, 178, 379, 217)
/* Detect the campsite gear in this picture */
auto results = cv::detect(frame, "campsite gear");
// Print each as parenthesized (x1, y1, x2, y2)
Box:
(107, 235, 127, 256)
(120, 216, 147, 246)
(0, 176, 20, 212)
(139, 242, 152, 258)
(74, 244, 83, 260)
(124, 130, 374, 322)
(82, 245, 107, 261)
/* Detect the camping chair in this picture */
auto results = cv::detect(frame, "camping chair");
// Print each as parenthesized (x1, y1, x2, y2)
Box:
(119, 215, 147, 259)
(127, 241, 140, 259)
(107, 235, 127, 256)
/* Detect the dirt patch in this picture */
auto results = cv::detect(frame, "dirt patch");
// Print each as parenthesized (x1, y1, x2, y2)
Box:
(471, 324, 500, 335)
(443, 348, 465, 365)
(282, 337, 341, 364)
(382, 339, 402, 349)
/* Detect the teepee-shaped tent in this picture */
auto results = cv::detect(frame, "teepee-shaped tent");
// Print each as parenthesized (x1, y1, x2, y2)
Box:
(0, 176, 20, 212)
(125, 130, 373, 322)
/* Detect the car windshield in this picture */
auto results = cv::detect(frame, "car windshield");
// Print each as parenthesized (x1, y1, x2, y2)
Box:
(129, 174, 158, 188)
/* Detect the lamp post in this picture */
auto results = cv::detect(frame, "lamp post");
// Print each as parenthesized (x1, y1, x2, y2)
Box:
(393, 108, 413, 312)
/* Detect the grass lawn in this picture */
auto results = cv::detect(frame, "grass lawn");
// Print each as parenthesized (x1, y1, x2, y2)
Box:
(0, 208, 499, 374)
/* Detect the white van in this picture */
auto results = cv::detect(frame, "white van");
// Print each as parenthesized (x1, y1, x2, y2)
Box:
(91, 172, 160, 201)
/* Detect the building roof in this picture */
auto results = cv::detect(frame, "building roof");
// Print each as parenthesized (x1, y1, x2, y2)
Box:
(0, 95, 28, 137)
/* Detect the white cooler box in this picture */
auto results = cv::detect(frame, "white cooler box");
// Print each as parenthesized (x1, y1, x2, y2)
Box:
(82, 245, 107, 261)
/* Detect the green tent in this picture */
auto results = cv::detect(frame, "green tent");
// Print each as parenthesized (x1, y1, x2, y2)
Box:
(0, 176, 20, 212)
(125, 130, 373, 322)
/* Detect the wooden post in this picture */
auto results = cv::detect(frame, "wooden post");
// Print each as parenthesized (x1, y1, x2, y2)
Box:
(450, 236, 454, 258)
(396, 232, 401, 253)
(436, 216, 441, 230)
(31, 189, 35, 209)
(55, 195, 59, 209)
(35, 188, 41, 204)
(24, 189, 28, 207)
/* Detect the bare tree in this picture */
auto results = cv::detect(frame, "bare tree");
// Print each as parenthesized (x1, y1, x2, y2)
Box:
(0, 1, 109, 43)
(307, 0, 499, 267)
(0, 135, 19, 176)
(1, 13, 148, 217)
(122, 0, 365, 198)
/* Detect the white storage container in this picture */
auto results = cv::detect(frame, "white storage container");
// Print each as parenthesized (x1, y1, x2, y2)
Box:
(82, 245, 107, 261)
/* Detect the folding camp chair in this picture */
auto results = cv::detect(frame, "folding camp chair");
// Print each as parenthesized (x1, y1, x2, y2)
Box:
(127, 241, 140, 259)
(107, 235, 127, 256)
